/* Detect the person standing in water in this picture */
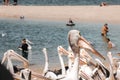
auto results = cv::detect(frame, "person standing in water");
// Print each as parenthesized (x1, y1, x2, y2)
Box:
(101, 23, 109, 36)
(69, 18, 73, 24)
(107, 38, 115, 49)
(19, 38, 29, 60)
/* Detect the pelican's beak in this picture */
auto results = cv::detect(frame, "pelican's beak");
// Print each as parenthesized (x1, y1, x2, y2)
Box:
(1, 52, 7, 64)
(8, 50, 29, 68)
(78, 36, 105, 60)
(58, 46, 69, 55)
(11, 52, 29, 68)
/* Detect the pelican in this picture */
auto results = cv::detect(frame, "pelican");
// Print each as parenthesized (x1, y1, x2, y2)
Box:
(42, 48, 58, 80)
(42, 47, 69, 80)
(107, 52, 120, 73)
(1, 32, 7, 37)
(58, 46, 95, 80)
(26, 38, 33, 50)
(94, 58, 110, 79)
(58, 46, 92, 67)
(106, 52, 120, 80)
(25, 39, 33, 61)
(57, 46, 67, 76)
(1, 50, 29, 70)
(60, 30, 105, 80)
(116, 62, 120, 80)
(20, 68, 31, 80)
(1, 49, 29, 80)
(1, 49, 52, 80)
(106, 52, 116, 80)
(93, 52, 120, 80)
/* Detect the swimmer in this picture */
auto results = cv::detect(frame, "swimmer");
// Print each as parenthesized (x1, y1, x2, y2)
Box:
(101, 23, 109, 36)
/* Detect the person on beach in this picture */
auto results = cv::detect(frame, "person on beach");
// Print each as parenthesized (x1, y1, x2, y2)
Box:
(100, 2, 108, 7)
(3, 0, 9, 5)
(101, 23, 109, 36)
(19, 38, 29, 59)
(13, 0, 17, 5)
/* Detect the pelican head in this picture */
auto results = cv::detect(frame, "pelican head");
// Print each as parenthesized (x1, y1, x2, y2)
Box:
(68, 30, 105, 60)
(68, 30, 81, 55)
(1, 50, 29, 68)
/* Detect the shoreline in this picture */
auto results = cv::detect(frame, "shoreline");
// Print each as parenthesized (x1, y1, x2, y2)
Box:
(0, 5, 120, 24)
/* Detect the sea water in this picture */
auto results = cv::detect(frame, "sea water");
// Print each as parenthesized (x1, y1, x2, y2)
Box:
(0, 19, 120, 68)
(0, 0, 120, 5)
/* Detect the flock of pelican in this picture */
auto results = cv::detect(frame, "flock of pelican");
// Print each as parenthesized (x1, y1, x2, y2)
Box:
(1, 29, 120, 80)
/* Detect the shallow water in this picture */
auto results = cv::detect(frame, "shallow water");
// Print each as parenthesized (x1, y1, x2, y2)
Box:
(0, 19, 120, 69)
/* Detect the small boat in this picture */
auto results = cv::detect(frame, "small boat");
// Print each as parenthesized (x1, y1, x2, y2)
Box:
(66, 18, 75, 27)
(66, 23, 75, 27)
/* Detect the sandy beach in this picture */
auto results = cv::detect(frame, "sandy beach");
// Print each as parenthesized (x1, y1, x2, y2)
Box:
(0, 5, 120, 23)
